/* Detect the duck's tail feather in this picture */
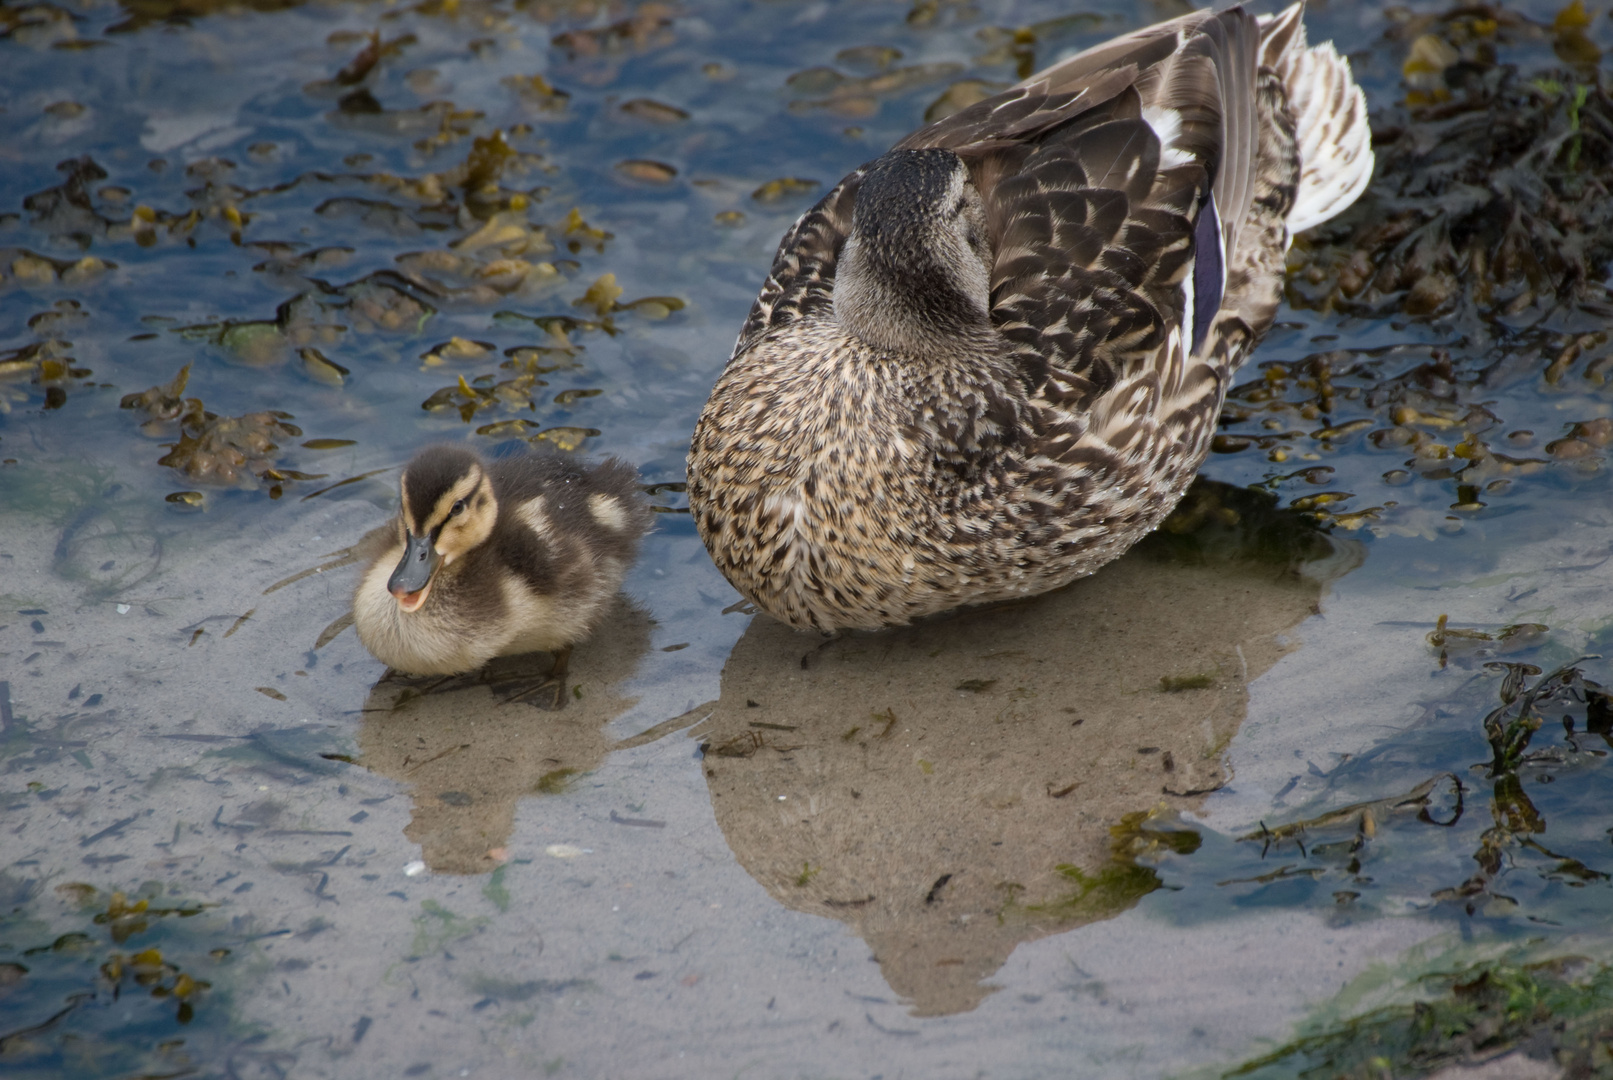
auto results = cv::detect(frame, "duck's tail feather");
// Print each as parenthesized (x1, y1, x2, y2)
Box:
(1260, 2, 1373, 235)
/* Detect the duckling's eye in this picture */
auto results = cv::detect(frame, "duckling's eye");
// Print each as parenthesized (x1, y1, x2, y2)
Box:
(449, 499, 466, 518)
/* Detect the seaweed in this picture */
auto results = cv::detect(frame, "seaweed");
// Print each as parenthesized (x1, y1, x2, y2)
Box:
(1227, 950, 1613, 1079)
(1292, 3, 1613, 324)
(0, 881, 242, 1080)
(1223, 656, 1611, 925)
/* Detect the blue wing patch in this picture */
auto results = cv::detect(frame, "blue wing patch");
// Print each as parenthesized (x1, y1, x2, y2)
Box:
(1190, 193, 1222, 355)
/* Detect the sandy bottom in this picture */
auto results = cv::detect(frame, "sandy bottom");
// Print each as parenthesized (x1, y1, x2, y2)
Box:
(4, 462, 1608, 1079)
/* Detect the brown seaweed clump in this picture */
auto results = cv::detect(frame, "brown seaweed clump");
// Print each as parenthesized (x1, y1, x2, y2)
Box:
(121, 366, 315, 491)
(1290, 3, 1613, 326)
(154, 410, 306, 488)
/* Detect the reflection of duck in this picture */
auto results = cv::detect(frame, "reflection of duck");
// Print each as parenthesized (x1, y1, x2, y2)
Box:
(693, 481, 1360, 1015)
(359, 596, 652, 874)
(688, 5, 1372, 631)
(353, 446, 652, 695)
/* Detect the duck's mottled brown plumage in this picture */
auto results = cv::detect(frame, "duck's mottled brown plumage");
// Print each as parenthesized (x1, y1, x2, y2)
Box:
(688, 3, 1370, 631)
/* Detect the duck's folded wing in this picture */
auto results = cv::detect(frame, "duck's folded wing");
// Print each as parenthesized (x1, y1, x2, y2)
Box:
(730, 7, 1264, 406)
(905, 9, 1263, 486)
(923, 11, 1258, 391)
(729, 172, 863, 362)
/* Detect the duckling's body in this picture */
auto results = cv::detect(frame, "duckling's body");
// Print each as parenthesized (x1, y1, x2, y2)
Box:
(688, 3, 1371, 631)
(353, 446, 651, 676)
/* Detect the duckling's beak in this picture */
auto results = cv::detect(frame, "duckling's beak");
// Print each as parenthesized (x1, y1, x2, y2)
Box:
(388, 533, 439, 614)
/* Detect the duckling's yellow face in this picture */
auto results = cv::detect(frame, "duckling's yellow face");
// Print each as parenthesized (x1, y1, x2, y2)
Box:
(388, 453, 498, 613)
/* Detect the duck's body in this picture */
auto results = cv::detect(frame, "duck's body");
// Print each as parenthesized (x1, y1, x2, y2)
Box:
(687, 2, 1371, 632)
(353, 446, 651, 676)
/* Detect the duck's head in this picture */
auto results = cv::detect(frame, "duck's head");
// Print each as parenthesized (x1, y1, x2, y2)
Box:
(834, 147, 994, 356)
(389, 446, 498, 613)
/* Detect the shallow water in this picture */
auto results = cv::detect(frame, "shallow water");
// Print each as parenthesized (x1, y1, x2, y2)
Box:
(2, 0, 1612, 1076)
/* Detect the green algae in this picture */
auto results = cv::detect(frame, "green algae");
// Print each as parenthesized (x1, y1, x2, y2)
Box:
(1218, 944, 1613, 1080)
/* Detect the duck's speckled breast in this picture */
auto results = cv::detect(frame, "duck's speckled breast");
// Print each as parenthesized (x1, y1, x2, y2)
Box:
(689, 318, 1139, 631)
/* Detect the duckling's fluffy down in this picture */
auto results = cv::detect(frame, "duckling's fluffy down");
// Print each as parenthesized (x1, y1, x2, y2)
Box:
(354, 450, 651, 675)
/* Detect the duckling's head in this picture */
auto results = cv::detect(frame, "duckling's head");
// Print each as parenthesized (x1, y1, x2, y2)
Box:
(389, 446, 498, 613)
(834, 147, 994, 356)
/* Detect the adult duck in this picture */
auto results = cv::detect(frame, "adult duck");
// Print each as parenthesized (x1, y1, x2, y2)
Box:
(687, 2, 1371, 631)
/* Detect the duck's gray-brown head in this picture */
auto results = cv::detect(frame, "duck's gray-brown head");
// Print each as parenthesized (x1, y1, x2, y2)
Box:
(834, 148, 994, 356)
(390, 446, 498, 613)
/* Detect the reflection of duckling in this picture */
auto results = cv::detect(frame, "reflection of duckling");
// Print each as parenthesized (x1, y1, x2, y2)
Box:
(353, 445, 652, 686)
(358, 594, 654, 873)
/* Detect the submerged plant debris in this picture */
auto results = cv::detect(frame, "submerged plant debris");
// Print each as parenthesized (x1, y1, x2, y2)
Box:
(0, 880, 238, 1080)
(1205, 0, 1613, 538)
(1291, 2, 1613, 323)
(1145, 650, 1613, 932)
(1226, 947, 1613, 1079)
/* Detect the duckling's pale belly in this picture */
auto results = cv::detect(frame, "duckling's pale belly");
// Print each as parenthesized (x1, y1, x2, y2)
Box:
(688, 324, 1219, 632)
(353, 554, 503, 674)
(353, 546, 604, 674)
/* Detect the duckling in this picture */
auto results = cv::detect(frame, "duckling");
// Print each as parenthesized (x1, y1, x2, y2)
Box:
(353, 445, 652, 689)
(688, 2, 1371, 631)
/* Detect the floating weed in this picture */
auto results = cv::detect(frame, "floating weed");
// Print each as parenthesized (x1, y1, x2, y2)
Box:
(972, 12, 1109, 77)
(784, 60, 962, 118)
(573, 273, 623, 315)
(560, 208, 611, 253)
(1222, 946, 1613, 1080)
(407, 900, 487, 960)
(425, 372, 543, 423)
(0, 878, 243, 1079)
(482, 865, 511, 913)
(619, 97, 688, 124)
(0, 247, 114, 290)
(1203, 339, 1608, 537)
(924, 77, 1009, 121)
(526, 426, 600, 451)
(0, 335, 91, 413)
(550, 3, 676, 63)
(534, 767, 578, 794)
(1184, 655, 1613, 928)
(751, 177, 820, 205)
(156, 411, 302, 487)
(503, 72, 571, 113)
(118, 366, 348, 497)
(419, 336, 496, 366)
(1009, 808, 1200, 926)
(614, 159, 678, 184)
(1427, 614, 1550, 669)
(299, 347, 349, 385)
(569, 272, 684, 320)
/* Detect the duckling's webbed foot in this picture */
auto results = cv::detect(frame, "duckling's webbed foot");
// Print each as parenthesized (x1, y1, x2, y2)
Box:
(382, 670, 472, 696)
(489, 645, 572, 710)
